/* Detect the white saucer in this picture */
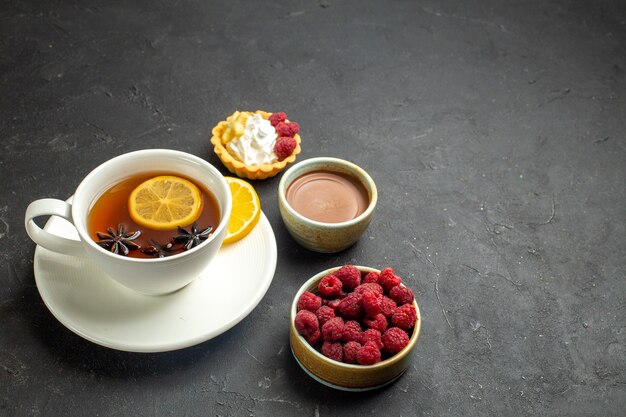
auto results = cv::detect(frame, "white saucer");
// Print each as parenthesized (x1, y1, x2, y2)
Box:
(33, 211, 277, 353)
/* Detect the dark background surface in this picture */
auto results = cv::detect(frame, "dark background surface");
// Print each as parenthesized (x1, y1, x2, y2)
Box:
(1, 0, 625, 415)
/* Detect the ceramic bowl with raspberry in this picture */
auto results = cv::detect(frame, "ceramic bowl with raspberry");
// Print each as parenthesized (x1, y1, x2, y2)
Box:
(289, 265, 422, 391)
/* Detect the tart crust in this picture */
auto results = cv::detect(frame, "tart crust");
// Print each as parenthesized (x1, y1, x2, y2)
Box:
(211, 110, 301, 180)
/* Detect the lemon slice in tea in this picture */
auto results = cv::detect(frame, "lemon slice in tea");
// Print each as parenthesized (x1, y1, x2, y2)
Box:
(129, 175, 203, 231)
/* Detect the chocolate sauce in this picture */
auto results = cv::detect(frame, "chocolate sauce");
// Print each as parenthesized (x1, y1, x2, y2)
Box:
(286, 170, 369, 223)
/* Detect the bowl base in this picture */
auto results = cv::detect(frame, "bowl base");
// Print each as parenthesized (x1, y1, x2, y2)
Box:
(290, 346, 407, 392)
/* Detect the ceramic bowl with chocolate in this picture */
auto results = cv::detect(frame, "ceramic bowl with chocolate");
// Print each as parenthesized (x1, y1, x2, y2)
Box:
(278, 157, 377, 253)
(289, 265, 421, 391)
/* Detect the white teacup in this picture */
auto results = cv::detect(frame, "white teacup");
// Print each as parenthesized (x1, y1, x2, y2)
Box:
(25, 149, 232, 295)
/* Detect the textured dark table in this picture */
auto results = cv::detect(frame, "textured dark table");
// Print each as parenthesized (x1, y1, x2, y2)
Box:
(1, 0, 625, 416)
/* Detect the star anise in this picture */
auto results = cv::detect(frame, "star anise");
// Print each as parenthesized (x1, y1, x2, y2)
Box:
(96, 224, 141, 256)
(140, 239, 178, 258)
(173, 222, 213, 251)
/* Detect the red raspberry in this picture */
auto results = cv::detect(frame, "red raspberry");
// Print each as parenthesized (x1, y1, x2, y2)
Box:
(315, 305, 335, 326)
(294, 310, 319, 341)
(391, 304, 417, 330)
(360, 328, 383, 349)
(321, 341, 343, 362)
(318, 274, 343, 298)
(343, 341, 362, 364)
(275, 122, 296, 137)
(379, 267, 402, 292)
(382, 327, 410, 354)
(321, 317, 344, 342)
(363, 271, 380, 284)
(361, 289, 382, 317)
(356, 343, 381, 365)
(286, 121, 299, 135)
(335, 265, 361, 290)
(354, 282, 384, 297)
(389, 285, 414, 305)
(363, 313, 388, 333)
(274, 136, 296, 160)
(337, 292, 363, 319)
(269, 112, 287, 126)
(297, 291, 322, 312)
(308, 329, 322, 346)
(380, 296, 397, 318)
(342, 320, 362, 342)
(363, 340, 381, 349)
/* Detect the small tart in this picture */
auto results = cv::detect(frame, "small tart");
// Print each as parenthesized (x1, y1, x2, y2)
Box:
(211, 110, 301, 180)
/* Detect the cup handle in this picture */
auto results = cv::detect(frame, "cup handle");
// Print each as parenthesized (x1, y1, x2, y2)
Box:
(25, 198, 86, 256)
